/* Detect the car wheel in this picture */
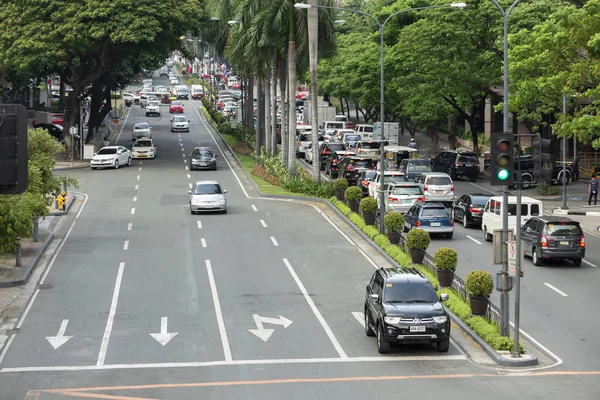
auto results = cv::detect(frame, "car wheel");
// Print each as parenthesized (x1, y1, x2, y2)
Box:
(573, 258, 582, 266)
(463, 213, 469, 228)
(469, 176, 477, 182)
(114, 160, 119, 169)
(377, 325, 391, 354)
(91, 167, 97, 170)
(446, 233, 453, 239)
(446, 167, 455, 180)
(190, 209, 195, 215)
(436, 338, 450, 353)
(364, 308, 375, 337)
(522, 176, 532, 189)
(532, 248, 543, 266)
(483, 226, 492, 242)
(127, 157, 132, 166)
(222, 209, 227, 214)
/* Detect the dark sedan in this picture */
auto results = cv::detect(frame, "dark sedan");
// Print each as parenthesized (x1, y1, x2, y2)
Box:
(318, 142, 346, 170)
(358, 169, 377, 197)
(32, 123, 64, 142)
(452, 193, 491, 228)
(189, 147, 218, 171)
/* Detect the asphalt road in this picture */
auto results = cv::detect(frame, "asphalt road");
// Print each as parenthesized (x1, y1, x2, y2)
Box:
(0, 76, 598, 398)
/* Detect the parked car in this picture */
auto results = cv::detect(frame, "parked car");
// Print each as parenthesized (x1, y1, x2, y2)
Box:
(318, 143, 347, 170)
(521, 216, 585, 266)
(512, 155, 572, 187)
(430, 150, 480, 182)
(339, 156, 377, 184)
(170, 115, 190, 132)
(358, 170, 377, 197)
(368, 171, 408, 198)
(379, 183, 424, 214)
(131, 139, 157, 159)
(364, 266, 450, 353)
(132, 122, 152, 140)
(32, 123, 64, 142)
(415, 172, 454, 206)
(169, 100, 184, 113)
(188, 180, 227, 214)
(403, 201, 454, 238)
(189, 147, 218, 171)
(325, 150, 356, 179)
(90, 146, 132, 170)
(451, 193, 491, 228)
(399, 158, 433, 181)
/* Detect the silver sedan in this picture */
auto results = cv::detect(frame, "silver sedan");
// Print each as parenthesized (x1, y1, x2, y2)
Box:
(189, 180, 228, 214)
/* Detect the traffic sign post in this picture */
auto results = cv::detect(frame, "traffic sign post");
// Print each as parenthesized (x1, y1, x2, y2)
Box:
(507, 240, 516, 276)
(0, 104, 28, 195)
(69, 125, 78, 166)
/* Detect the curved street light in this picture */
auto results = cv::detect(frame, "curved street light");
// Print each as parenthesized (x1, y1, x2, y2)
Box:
(295, 2, 466, 233)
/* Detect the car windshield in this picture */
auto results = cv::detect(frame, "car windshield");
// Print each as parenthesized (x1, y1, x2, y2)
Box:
(387, 175, 408, 183)
(135, 140, 152, 147)
(193, 184, 222, 195)
(390, 186, 422, 195)
(546, 223, 582, 236)
(350, 159, 375, 168)
(299, 134, 311, 141)
(458, 155, 478, 163)
(148, 102, 159, 106)
(327, 144, 346, 151)
(471, 196, 491, 206)
(361, 143, 381, 149)
(97, 148, 117, 155)
(193, 149, 213, 157)
(174, 116, 187, 122)
(384, 282, 438, 303)
(422, 207, 450, 218)
(364, 170, 377, 179)
(172, 101, 182, 106)
(345, 135, 361, 141)
(134, 123, 149, 130)
(427, 176, 451, 185)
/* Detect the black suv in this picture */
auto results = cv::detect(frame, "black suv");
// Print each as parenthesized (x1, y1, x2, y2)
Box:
(513, 155, 572, 188)
(318, 143, 346, 170)
(521, 216, 585, 266)
(339, 156, 376, 184)
(430, 150, 480, 182)
(364, 267, 450, 353)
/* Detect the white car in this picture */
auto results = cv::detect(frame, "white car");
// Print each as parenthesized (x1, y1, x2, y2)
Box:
(90, 146, 132, 170)
(132, 122, 152, 140)
(131, 139, 157, 159)
(171, 115, 190, 132)
(368, 171, 409, 198)
(305, 137, 325, 164)
(189, 180, 228, 214)
(146, 101, 161, 117)
(170, 77, 179, 85)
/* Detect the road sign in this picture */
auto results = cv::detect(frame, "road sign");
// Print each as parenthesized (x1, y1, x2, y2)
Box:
(507, 240, 517, 276)
(69, 126, 78, 136)
(493, 229, 514, 264)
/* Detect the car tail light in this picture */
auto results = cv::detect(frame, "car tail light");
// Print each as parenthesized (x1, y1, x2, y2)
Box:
(298, 141, 302, 146)
(469, 206, 481, 213)
(540, 234, 548, 247)
(362, 180, 369, 186)
(455, 162, 463, 167)
(580, 235, 586, 247)
(388, 197, 399, 203)
(417, 197, 425, 202)
(451, 182, 454, 192)
(416, 220, 421, 227)
(424, 184, 428, 192)
(322, 150, 328, 155)
(450, 219, 454, 226)
(347, 166, 355, 171)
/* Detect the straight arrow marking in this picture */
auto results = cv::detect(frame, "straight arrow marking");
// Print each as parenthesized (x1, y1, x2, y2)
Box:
(46, 319, 73, 350)
(150, 317, 178, 346)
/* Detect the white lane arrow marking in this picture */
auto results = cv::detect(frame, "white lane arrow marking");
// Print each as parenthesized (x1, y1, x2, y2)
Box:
(248, 314, 293, 342)
(46, 319, 73, 349)
(150, 317, 178, 346)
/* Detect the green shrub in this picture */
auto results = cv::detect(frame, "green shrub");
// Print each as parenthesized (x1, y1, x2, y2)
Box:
(333, 178, 348, 191)
(433, 247, 458, 271)
(405, 228, 430, 250)
(465, 270, 493, 297)
(384, 212, 404, 233)
(374, 235, 391, 248)
(536, 184, 562, 196)
(363, 226, 379, 240)
(345, 186, 362, 202)
(359, 197, 377, 214)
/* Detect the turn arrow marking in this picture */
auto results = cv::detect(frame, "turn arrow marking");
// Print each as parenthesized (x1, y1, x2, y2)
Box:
(248, 314, 293, 342)
(150, 317, 178, 346)
(46, 319, 73, 350)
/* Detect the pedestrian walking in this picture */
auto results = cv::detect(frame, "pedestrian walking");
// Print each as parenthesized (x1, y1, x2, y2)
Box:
(572, 153, 582, 182)
(408, 138, 417, 149)
(588, 174, 598, 205)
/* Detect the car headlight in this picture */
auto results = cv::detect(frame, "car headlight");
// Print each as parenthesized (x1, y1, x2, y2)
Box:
(191, 158, 197, 162)
(192, 199, 202, 205)
(433, 316, 447, 324)
(384, 317, 401, 324)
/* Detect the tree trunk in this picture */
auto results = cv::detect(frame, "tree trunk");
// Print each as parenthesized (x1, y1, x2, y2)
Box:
(308, 0, 320, 182)
(63, 86, 83, 159)
(279, 58, 288, 166)
(448, 118, 458, 150)
(270, 62, 278, 157)
(264, 76, 271, 156)
(428, 125, 439, 151)
(256, 77, 262, 160)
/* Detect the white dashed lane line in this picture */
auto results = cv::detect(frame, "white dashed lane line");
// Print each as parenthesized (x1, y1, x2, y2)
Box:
(138, 167, 142, 171)
(139, 161, 143, 165)
(187, 174, 191, 179)
(466, 235, 482, 244)
(260, 220, 267, 228)
(188, 183, 192, 189)
(197, 221, 202, 229)
(127, 223, 133, 231)
(544, 282, 568, 297)
(182, 154, 186, 158)
(133, 196, 137, 202)
(252, 205, 258, 212)
(270, 237, 279, 247)
(123, 241, 129, 251)
(583, 259, 598, 268)
(135, 184, 139, 190)
(131, 208, 135, 215)
(185, 166, 189, 171)
(201, 238, 207, 248)
(137, 175, 140, 180)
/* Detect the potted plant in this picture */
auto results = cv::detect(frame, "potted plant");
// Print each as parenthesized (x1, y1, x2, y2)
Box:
(384, 212, 404, 244)
(433, 247, 458, 287)
(333, 178, 348, 201)
(465, 270, 494, 315)
(345, 186, 362, 212)
(360, 197, 378, 225)
(405, 228, 430, 264)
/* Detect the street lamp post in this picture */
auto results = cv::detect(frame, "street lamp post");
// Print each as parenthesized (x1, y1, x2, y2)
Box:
(295, 2, 466, 233)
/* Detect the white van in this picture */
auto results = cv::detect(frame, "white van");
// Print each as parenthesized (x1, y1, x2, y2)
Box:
(227, 76, 239, 88)
(321, 121, 345, 135)
(481, 196, 543, 242)
(355, 124, 374, 141)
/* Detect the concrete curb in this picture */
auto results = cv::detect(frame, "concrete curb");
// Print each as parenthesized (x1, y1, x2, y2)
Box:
(52, 163, 89, 171)
(204, 111, 538, 367)
(553, 208, 600, 216)
(445, 309, 538, 367)
(0, 231, 54, 288)
(49, 193, 76, 216)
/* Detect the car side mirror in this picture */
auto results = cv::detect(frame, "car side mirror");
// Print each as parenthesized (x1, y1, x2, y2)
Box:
(440, 293, 449, 302)
(214, 154, 218, 158)
(93, 152, 97, 156)
(223, 190, 228, 194)
(187, 191, 192, 195)
(369, 293, 379, 301)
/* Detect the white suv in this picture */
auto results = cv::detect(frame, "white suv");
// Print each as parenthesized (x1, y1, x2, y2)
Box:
(146, 101, 161, 117)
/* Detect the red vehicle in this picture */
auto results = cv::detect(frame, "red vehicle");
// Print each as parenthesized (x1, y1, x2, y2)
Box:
(231, 82, 242, 90)
(169, 101, 184, 113)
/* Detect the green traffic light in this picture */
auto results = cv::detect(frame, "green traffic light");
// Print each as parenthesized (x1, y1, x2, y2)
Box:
(497, 168, 510, 180)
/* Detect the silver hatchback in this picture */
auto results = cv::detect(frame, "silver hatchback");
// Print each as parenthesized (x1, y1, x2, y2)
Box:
(416, 172, 454, 206)
(188, 180, 228, 214)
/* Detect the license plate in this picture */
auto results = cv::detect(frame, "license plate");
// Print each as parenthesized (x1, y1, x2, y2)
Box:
(559, 241, 569, 246)
(431, 222, 441, 227)
(139, 154, 146, 157)
(403, 199, 413, 204)
(466, 163, 473, 166)
(410, 326, 426, 332)
(436, 190, 444, 194)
